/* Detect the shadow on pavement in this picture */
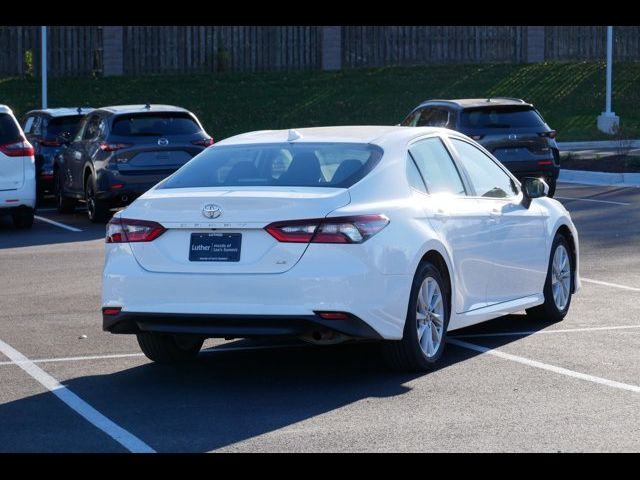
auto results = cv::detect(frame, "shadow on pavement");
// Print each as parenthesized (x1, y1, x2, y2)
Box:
(0, 313, 556, 452)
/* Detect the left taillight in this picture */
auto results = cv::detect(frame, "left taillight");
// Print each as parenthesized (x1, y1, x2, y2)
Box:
(192, 137, 215, 147)
(100, 142, 132, 152)
(106, 217, 166, 243)
(0, 139, 34, 157)
(265, 215, 389, 244)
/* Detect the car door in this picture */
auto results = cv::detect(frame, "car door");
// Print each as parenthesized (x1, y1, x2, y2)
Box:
(448, 137, 548, 304)
(69, 114, 101, 193)
(408, 135, 494, 313)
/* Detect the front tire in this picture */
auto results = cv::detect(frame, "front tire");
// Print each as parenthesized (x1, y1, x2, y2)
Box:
(85, 175, 110, 223)
(136, 332, 204, 364)
(54, 170, 77, 214)
(526, 233, 573, 323)
(384, 261, 450, 372)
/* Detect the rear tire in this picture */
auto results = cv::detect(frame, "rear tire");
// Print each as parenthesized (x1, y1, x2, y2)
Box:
(85, 175, 110, 223)
(12, 207, 34, 229)
(384, 261, 450, 372)
(54, 170, 76, 214)
(526, 233, 573, 323)
(136, 332, 204, 364)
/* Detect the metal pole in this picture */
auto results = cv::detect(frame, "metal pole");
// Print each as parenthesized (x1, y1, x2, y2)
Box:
(605, 26, 613, 114)
(41, 26, 47, 109)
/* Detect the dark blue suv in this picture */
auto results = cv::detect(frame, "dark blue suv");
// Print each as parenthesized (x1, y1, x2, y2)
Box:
(22, 107, 93, 202)
(54, 104, 213, 222)
(401, 98, 560, 197)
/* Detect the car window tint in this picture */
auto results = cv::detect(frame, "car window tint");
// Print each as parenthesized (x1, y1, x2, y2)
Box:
(409, 137, 466, 196)
(83, 115, 102, 141)
(417, 108, 450, 128)
(160, 143, 383, 189)
(111, 113, 201, 136)
(450, 138, 519, 198)
(0, 114, 23, 144)
(406, 154, 427, 193)
(401, 110, 421, 127)
(460, 107, 546, 129)
(47, 115, 85, 137)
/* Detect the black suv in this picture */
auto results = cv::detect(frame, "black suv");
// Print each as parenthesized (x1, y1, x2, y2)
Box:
(400, 98, 560, 197)
(54, 104, 213, 222)
(22, 107, 93, 202)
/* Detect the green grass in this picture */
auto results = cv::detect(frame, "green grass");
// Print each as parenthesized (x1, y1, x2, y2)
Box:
(2, 62, 640, 142)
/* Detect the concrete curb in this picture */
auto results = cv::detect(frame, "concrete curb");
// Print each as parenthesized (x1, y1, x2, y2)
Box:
(558, 140, 640, 151)
(559, 169, 640, 187)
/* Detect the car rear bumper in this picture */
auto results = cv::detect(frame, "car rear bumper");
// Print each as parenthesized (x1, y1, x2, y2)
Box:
(0, 182, 36, 210)
(102, 243, 412, 340)
(103, 311, 382, 339)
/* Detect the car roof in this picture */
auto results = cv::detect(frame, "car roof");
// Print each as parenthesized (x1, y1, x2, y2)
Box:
(216, 125, 466, 146)
(0, 104, 13, 115)
(95, 104, 191, 115)
(24, 107, 94, 117)
(417, 98, 533, 110)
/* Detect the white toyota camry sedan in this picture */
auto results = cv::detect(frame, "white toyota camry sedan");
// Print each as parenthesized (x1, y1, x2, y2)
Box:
(102, 126, 580, 371)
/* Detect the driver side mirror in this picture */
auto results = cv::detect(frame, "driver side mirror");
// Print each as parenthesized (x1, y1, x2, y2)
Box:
(521, 177, 549, 207)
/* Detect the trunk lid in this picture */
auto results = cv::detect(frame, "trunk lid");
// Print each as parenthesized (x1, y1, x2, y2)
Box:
(124, 186, 351, 274)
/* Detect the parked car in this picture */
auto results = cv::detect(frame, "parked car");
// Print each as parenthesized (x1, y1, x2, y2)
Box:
(0, 105, 36, 229)
(54, 104, 214, 222)
(101, 126, 580, 371)
(22, 107, 93, 203)
(400, 98, 561, 197)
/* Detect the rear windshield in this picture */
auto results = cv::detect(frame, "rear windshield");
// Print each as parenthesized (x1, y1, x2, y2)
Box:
(461, 107, 546, 129)
(159, 142, 384, 189)
(0, 113, 22, 144)
(47, 115, 85, 137)
(111, 112, 201, 137)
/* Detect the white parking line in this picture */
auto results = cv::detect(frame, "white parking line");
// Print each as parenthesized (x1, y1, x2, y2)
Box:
(0, 338, 155, 453)
(447, 338, 640, 394)
(34, 215, 82, 232)
(0, 343, 310, 366)
(581, 277, 640, 292)
(451, 324, 640, 339)
(555, 196, 630, 206)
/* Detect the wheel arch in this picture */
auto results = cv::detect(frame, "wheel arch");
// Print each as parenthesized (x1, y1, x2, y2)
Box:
(554, 223, 579, 293)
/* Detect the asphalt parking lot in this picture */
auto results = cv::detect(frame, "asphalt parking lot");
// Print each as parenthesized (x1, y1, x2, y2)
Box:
(1, 182, 639, 452)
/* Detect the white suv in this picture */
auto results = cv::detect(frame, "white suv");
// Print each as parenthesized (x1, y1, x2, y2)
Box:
(0, 105, 36, 229)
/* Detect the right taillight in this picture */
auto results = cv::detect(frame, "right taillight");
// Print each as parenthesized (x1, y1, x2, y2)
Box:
(100, 142, 132, 152)
(0, 139, 34, 157)
(265, 215, 389, 244)
(539, 130, 557, 139)
(106, 217, 166, 243)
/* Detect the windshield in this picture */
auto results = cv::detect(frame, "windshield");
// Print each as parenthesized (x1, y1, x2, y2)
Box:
(461, 107, 546, 129)
(159, 142, 384, 189)
(111, 112, 201, 137)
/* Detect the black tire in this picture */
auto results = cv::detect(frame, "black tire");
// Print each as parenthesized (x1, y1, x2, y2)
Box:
(526, 234, 573, 323)
(85, 175, 110, 223)
(12, 207, 34, 229)
(54, 170, 76, 214)
(383, 261, 451, 372)
(546, 177, 557, 198)
(136, 332, 204, 364)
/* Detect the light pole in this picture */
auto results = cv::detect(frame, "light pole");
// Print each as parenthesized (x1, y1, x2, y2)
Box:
(41, 26, 47, 109)
(597, 26, 619, 134)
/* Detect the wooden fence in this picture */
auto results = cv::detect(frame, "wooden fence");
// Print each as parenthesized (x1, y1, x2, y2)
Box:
(1, 26, 639, 77)
(0, 26, 101, 76)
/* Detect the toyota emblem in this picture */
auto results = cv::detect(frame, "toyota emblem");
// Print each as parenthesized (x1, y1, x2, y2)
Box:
(158, 137, 169, 146)
(202, 204, 222, 219)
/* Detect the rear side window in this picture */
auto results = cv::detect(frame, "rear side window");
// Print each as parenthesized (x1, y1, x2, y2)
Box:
(0, 114, 23, 145)
(160, 143, 383, 189)
(460, 107, 546, 129)
(47, 115, 85, 137)
(409, 137, 466, 196)
(111, 112, 201, 137)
